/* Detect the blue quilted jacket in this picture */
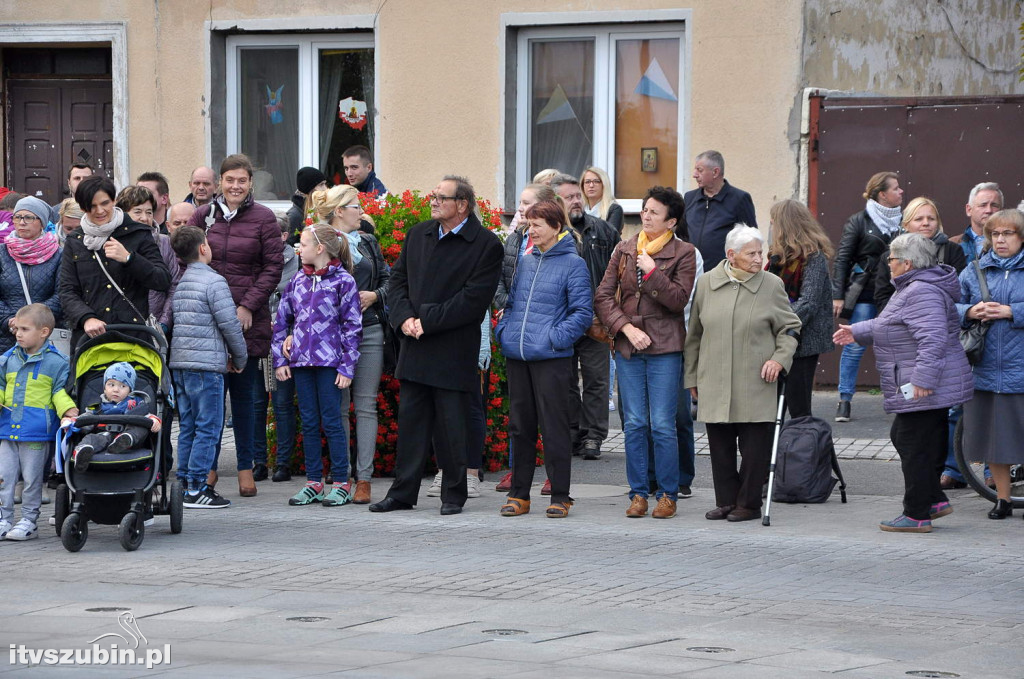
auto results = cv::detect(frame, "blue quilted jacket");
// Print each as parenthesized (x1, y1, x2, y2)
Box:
(956, 251, 1024, 393)
(852, 264, 973, 413)
(496, 234, 592, 362)
(0, 246, 62, 354)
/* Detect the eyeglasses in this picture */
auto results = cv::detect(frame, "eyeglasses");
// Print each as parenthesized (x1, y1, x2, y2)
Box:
(583, 179, 602, 186)
(12, 215, 39, 223)
(991, 231, 1019, 240)
(887, 257, 901, 263)
(429, 194, 457, 204)
(342, 204, 361, 210)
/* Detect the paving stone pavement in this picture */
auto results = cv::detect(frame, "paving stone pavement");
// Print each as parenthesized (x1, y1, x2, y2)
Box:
(3, 468, 1023, 677)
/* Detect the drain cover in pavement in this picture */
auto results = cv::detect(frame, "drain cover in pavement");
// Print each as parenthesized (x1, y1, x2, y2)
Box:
(85, 607, 130, 612)
(686, 647, 735, 653)
(906, 673, 960, 678)
(482, 629, 528, 636)
(286, 616, 330, 623)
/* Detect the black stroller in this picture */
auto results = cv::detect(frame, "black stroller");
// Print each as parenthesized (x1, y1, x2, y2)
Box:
(53, 325, 182, 551)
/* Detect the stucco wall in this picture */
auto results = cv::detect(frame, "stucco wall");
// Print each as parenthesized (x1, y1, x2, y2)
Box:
(1, 0, 805, 220)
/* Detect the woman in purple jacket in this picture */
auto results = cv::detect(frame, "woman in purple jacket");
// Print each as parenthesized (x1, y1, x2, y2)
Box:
(273, 224, 363, 508)
(834, 233, 973, 533)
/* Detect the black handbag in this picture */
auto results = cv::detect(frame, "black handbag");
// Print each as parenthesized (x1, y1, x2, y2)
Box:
(959, 259, 990, 365)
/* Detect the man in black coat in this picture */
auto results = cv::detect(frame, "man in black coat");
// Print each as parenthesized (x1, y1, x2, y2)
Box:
(369, 175, 503, 515)
(683, 150, 757, 271)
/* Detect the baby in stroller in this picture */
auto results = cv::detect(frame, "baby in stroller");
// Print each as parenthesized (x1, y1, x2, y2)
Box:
(63, 362, 162, 472)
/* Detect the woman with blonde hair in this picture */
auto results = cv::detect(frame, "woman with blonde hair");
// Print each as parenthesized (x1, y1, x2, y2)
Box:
(767, 199, 835, 418)
(580, 166, 623, 234)
(58, 198, 84, 243)
(308, 184, 387, 503)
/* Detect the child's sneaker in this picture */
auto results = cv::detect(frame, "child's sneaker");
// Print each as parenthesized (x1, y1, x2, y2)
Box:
(107, 433, 135, 455)
(5, 519, 37, 541)
(183, 485, 230, 509)
(322, 483, 352, 507)
(289, 482, 324, 506)
(72, 444, 96, 472)
(0, 519, 12, 539)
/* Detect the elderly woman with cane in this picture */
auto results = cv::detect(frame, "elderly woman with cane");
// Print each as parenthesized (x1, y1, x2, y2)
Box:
(685, 225, 801, 523)
(834, 233, 973, 533)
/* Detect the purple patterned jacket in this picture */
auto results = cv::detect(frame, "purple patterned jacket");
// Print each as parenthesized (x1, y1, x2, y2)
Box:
(272, 261, 363, 378)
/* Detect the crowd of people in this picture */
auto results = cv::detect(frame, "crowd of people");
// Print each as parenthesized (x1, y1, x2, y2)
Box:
(0, 145, 1021, 542)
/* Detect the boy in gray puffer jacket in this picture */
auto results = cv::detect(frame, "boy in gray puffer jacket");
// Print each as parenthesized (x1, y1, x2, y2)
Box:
(169, 226, 248, 508)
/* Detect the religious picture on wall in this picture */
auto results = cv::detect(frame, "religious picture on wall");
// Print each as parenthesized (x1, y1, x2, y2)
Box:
(641, 147, 658, 173)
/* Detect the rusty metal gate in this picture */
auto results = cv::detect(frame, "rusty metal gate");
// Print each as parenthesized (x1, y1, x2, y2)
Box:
(808, 94, 1024, 387)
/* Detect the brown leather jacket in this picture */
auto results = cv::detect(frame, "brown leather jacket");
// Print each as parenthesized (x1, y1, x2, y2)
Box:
(594, 235, 697, 359)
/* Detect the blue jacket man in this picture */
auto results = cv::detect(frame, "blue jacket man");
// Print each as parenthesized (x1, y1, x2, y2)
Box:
(683, 151, 757, 271)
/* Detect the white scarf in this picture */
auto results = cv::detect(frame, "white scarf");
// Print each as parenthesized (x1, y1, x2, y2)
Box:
(80, 208, 125, 251)
(865, 200, 902, 237)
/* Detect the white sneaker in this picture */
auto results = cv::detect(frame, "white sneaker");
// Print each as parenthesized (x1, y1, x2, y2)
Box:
(426, 471, 443, 497)
(609, 398, 616, 411)
(48, 516, 56, 526)
(0, 519, 12, 539)
(5, 519, 37, 541)
(466, 474, 481, 498)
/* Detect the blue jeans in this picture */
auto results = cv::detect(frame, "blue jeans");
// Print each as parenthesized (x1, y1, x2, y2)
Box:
(174, 370, 225, 490)
(647, 360, 695, 488)
(253, 385, 269, 466)
(272, 377, 297, 469)
(616, 351, 681, 501)
(838, 302, 876, 398)
(214, 358, 262, 472)
(293, 367, 350, 483)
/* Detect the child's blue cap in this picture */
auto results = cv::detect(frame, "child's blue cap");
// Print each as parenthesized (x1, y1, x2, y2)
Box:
(104, 362, 136, 391)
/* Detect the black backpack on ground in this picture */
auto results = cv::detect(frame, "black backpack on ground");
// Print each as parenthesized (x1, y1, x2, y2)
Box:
(772, 416, 847, 504)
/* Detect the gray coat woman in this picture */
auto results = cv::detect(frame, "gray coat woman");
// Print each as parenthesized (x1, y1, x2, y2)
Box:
(685, 225, 800, 523)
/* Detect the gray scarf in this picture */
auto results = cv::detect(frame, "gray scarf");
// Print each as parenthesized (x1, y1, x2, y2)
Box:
(80, 208, 125, 251)
(865, 200, 902, 237)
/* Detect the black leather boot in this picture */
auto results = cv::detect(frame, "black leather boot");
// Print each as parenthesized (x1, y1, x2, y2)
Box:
(988, 499, 1013, 520)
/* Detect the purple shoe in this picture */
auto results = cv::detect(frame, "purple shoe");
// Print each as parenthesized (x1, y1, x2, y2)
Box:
(880, 515, 932, 533)
(930, 501, 953, 519)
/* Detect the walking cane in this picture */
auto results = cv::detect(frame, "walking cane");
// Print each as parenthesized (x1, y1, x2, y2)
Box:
(762, 375, 787, 527)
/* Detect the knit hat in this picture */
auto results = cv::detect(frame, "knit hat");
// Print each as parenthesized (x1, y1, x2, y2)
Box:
(13, 196, 52, 227)
(104, 362, 137, 391)
(296, 167, 327, 195)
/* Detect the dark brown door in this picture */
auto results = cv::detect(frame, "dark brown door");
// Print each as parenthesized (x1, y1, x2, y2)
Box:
(6, 79, 113, 205)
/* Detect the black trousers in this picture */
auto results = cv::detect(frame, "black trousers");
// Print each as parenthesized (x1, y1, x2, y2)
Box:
(705, 422, 774, 511)
(569, 335, 610, 447)
(386, 380, 470, 507)
(785, 354, 819, 419)
(507, 357, 573, 503)
(890, 408, 949, 520)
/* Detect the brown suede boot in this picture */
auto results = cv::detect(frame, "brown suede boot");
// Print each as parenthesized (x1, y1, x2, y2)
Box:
(626, 496, 648, 518)
(652, 497, 677, 519)
(238, 469, 257, 497)
(352, 480, 372, 504)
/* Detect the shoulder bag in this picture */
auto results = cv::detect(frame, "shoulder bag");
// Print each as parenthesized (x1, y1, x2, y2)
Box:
(14, 260, 72, 356)
(93, 252, 168, 349)
(959, 259, 990, 365)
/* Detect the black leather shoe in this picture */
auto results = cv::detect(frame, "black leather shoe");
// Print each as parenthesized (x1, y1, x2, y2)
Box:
(440, 503, 463, 515)
(252, 463, 269, 482)
(368, 497, 413, 513)
(988, 499, 1013, 519)
(271, 466, 291, 482)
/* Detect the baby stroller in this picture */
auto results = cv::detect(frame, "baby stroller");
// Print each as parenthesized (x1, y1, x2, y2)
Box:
(53, 325, 182, 552)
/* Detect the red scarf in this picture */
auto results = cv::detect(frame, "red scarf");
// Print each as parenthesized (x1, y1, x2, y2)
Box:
(302, 258, 341, 277)
(6, 232, 59, 265)
(767, 255, 804, 303)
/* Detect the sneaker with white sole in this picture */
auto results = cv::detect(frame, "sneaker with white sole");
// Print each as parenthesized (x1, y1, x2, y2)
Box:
(48, 516, 56, 526)
(426, 471, 443, 497)
(466, 474, 481, 498)
(184, 485, 231, 509)
(5, 519, 37, 540)
(0, 519, 12, 539)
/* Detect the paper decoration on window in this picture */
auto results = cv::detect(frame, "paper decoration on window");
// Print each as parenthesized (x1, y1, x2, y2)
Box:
(265, 85, 285, 124)
(536, 84, 578, 125)
(339, 97, 368, 131)
(633, 59, 677, 102)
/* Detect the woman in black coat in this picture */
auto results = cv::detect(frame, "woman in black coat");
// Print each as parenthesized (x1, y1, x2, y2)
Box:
(58, 176, 171, 348)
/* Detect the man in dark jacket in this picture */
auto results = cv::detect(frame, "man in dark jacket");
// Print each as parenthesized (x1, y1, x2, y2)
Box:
(343, 145, 387, 196)
(683, 151, 757, 271)
(369, 175, 503, 515)
(949, 182, 1004, 265)
(552, 174, 619, 460)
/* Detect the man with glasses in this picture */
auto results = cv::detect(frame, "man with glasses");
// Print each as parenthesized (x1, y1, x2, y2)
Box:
(369, 175, 503, 516)
(551, 173, 619, 460)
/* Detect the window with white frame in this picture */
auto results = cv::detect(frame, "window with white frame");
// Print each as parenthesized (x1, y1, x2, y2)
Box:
(514, 24, 685, 212)
(225, 33, 374, 201)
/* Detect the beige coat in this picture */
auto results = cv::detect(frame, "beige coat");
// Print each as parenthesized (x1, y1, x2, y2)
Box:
(684, 261, 801, 424)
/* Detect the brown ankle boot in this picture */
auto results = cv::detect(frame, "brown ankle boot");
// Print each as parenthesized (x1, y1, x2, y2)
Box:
(352, 480, 372, 504)
(238, 469, 257, 497)
(652, 496, 677, 519)
(626, 495, 648, 518)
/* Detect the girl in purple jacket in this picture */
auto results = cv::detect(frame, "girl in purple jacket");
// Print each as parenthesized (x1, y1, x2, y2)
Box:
(273, 224, 363, 507)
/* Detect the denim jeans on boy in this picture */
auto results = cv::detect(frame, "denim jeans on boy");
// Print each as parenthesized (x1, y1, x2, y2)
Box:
(174, 370, 226, 490)
(616, 351, 681, 501)
(292, 367, 350, 483)
(271, 376, 297, 470)
(838, 302, 876, 399)
(213, 358, 261, 471)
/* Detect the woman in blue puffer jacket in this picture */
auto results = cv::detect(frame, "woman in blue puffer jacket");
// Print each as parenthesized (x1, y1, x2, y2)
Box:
(496, 199, 592, 518)
(956, 209, 1024, 520)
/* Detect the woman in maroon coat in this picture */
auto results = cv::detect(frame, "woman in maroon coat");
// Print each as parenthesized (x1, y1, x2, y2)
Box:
(187, 154, 283, 496)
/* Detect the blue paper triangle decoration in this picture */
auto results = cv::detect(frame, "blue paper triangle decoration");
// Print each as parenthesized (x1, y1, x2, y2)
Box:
(634, 59, 677, 102)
